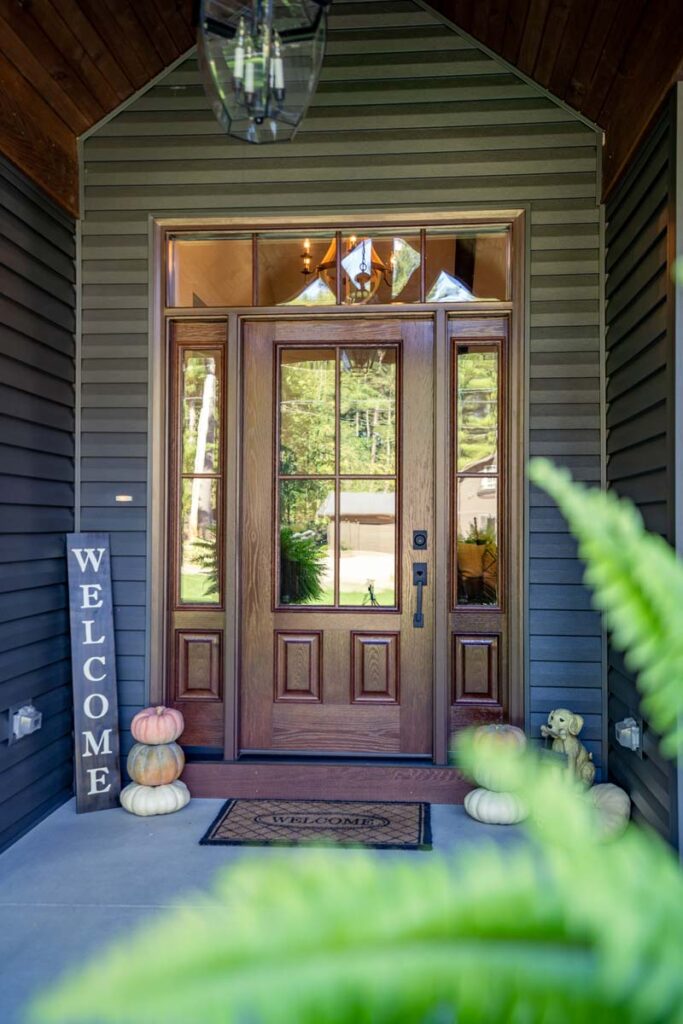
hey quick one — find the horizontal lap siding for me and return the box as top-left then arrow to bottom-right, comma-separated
80,0 -> 603,765
0,157 -> 75,852
605,106 -> 678,842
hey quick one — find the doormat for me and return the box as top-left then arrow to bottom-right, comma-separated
200,799 -> 431,850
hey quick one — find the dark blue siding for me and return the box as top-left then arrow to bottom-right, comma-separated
0,157 -> 76,852
605,103 -> 678,843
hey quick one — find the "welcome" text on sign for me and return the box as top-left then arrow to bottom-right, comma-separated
67,533 -> 122,812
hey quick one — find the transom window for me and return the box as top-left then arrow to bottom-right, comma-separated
167,226 -> 510,308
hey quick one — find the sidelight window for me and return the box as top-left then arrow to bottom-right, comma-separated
175,347 -> 224,606
453,344 -> 501,607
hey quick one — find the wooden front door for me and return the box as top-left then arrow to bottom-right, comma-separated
240,319 -> 434,756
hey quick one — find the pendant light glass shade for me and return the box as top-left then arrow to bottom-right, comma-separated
198,0 -> 329,144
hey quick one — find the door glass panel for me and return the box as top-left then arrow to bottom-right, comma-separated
277,344 -> 399,609
456,348 -> 498,472
454,340 -> 501,607
279,349 -> 336,475
180,478 -> 219,604
456,478 -> 498,605
181,351 -> 221,474
339,347 -> 397,474
279,480 -> 335,605
339,480 -> 396,607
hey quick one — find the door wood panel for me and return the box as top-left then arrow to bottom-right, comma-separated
240,318 -> 434,756
175,630 -> 222,701
453,634 -> 499,704
351,632 -> 399,704
275,631 -> 322,703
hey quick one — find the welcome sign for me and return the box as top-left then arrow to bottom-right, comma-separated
66,533 -> 121,812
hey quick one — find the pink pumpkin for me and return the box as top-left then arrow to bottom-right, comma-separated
131,706 -> 184,745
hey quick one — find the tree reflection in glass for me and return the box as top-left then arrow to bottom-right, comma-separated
180,478 -> 219,603
339,348 -> 396,475
279,349 -> 335,475
179,350 -> 222,605
182,352 -> 220,473
457,349 -> 498,473
277,345 -> 399,608
455,345 -> 500,606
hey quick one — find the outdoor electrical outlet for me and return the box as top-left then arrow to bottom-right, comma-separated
614,716 -> 643,757
9,703 -> 42,744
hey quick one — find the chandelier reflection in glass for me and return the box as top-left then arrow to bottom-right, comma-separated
198,0 -> 331,144
285,235 -> 422,306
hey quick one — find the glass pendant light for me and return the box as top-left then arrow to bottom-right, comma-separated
198,0 -> 330,144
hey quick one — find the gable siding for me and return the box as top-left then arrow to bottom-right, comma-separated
605,104 -> 678,842
0,157 -> 76,852
80,0 -> 604,767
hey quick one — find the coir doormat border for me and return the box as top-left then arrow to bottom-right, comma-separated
199,798 -> 432,851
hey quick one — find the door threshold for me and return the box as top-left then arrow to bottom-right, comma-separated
238,752 -> 434,764
182,760 -> 469,804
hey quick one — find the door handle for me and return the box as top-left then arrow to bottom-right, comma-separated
412,562 -> 427,628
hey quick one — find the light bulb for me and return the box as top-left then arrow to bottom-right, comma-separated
244,39 -> 255,100
233,16 -> 246,84
272,32 -> 285,101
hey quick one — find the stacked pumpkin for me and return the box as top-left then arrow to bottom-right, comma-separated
463,723 -> 529,825
120,706 -> 191,817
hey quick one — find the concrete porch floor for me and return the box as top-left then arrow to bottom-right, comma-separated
0,797 -> 521,1024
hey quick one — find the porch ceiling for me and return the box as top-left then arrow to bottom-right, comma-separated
0,0 -> 681,217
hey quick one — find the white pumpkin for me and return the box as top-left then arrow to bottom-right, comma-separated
472,763 -> 523,793
464,787 -> 527,825
589,783 -> 631,840
120,780 -> 190,817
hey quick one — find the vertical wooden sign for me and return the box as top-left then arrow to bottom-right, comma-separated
66,533 -> 122,812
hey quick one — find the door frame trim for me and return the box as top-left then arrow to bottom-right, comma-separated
148,211 -> 527,770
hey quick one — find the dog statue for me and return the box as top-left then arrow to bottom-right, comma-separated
540,708 -> 595,787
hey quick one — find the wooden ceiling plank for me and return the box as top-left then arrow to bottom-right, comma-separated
98,0 -> 164,80
516,0 -> 551,79
0,0 -> 107,124
545,0 -> 595,99
500,0 -> 531,65
597,0 -> 678,127
532,0 -> 573,84
0,55 -> 78,215
48,0 -> 134,103
474,0 -> 508,54
132,0 -> 183,66
149,0 -> 195,53
600,1 -> 683,194
580,0 -> 648,123
0,16 -> 89,134
75,0 -> 151,91
559,0 -> 618,112
443,1 -> 474,34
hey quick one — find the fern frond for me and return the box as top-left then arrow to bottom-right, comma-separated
528,458 -> 683,755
